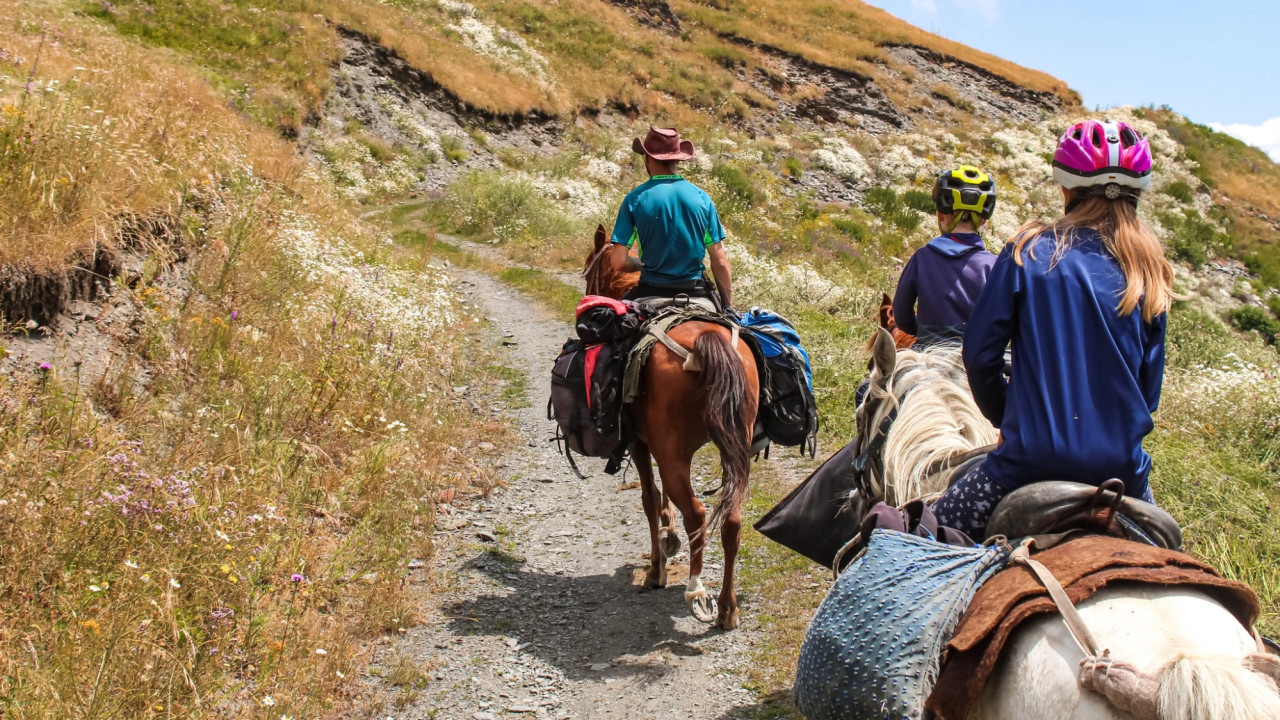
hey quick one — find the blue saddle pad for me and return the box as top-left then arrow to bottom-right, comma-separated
796,530 -> 1009,720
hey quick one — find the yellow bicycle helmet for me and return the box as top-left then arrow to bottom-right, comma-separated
932,166 -> 997,224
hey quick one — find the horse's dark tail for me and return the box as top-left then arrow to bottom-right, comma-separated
695,328 -> 754,534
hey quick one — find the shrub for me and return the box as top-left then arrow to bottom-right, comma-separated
700,44 -> 751,69
1161,209 -> 1229,266
930,83 -> 973,112
864,187 -> 900,216
795,195 -> 820,222
712,163 -> 758,209
361,135 -> 396,163
902,189 -> 936,214
1229,306 -> 1280,344
1244,249 -> 1280,291
832,216 -> 870,242
864,187 -> 925,234
1162,180 -> 1194,204
783,156 -> 804,179
444,171 -> 577,244
440,135 -> 469,164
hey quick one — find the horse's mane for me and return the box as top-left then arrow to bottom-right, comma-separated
865,343 -> 998,504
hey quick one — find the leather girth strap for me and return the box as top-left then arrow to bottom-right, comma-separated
1009,538 -> 1101,657
647,323 -> 738,372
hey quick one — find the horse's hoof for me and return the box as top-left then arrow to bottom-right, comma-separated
715,606 -> 740,631
686,590 -> 717,623
642,568 -> 667,590
659,528 -> 682,558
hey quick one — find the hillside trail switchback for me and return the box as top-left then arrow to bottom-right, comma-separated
372,250 -> 769,719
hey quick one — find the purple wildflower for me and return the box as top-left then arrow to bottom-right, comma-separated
38,362 -> 51,371
291,573 -> 305,583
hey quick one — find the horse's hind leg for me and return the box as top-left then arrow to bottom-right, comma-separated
634,441 -> 667,590
655,452 -> 715,623
716,504 -> 742,630
659,489 -> 681,559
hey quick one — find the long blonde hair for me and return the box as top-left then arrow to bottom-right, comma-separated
1011,192 -> 1174,322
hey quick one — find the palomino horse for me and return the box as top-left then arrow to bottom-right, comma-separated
858,328 -> 1280,719
581,225 -> 759,630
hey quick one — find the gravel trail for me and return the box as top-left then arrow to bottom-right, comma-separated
378,266 -> 767,719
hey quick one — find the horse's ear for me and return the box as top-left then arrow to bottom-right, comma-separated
594,224 -> 607,251
875,288 -> 896,327
871,327 -> 897,380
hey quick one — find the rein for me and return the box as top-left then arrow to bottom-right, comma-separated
582,248 -> 608,293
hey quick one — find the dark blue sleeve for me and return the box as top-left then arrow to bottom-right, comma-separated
1139,314 -> 1167,415
892,253 -> 920,336
963,245 -> 1020,427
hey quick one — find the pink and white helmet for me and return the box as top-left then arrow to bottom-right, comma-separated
1052,119 -> 1153,193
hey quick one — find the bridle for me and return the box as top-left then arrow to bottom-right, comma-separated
582,246 -> 609,296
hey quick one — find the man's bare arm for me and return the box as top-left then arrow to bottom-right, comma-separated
707,242 -> 733,309
610,242 -> 641,273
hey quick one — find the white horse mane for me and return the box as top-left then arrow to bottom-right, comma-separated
863,343 -> 998,504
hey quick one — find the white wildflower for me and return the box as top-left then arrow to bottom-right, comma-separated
875,145 -> 934,183
442,4 -> 550,83
811,138 -> 870,180
581,157 -> 622,184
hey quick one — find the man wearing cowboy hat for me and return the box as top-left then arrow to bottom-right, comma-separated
609,126 -> 734,314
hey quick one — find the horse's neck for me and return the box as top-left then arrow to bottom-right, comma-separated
877,361 -> 997,502
584,250 -> 633,301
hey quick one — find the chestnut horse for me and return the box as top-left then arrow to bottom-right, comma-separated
581,225 -> 759,630
875,291 -> 916,351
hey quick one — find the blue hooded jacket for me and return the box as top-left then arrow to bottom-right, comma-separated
893,233 -> 996,344
963,228 -> 1166,498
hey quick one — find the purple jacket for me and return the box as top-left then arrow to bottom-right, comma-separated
893,233 -> 996,343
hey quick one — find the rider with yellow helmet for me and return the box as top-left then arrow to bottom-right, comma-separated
891,165 -> 999,346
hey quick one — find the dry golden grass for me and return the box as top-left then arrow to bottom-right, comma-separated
321,0 -> 562,115
0,2 -> 514,717
348,0 -> 1079,120
670,0 -> 1078,104
0,3 -> 298,269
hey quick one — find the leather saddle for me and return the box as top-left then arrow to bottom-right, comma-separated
984,478 -> 1182,550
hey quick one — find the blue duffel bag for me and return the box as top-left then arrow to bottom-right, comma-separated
796,530 -> 1009,720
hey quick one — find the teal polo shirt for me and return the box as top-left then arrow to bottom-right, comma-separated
610,175 -> 726,286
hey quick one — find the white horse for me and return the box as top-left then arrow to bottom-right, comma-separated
859,329 -> 1280,720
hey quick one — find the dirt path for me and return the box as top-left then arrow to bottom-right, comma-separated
377,265 -> 768,719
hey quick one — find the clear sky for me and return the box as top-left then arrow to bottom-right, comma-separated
861,1 -> 1280,159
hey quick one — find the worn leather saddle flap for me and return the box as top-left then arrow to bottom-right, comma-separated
984,479 -> 1183,550
924,535 -> 1261,720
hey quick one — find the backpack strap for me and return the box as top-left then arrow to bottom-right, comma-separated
647,323 -> 700,371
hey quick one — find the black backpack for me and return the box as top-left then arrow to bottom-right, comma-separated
762,347 -> 818,452
549,339 -> 627,472
739,308 -> 819,456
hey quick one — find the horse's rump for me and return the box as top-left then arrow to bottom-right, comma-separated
926,535 -> 1261,718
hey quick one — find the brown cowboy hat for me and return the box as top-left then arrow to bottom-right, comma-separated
632,126 -> 695,161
